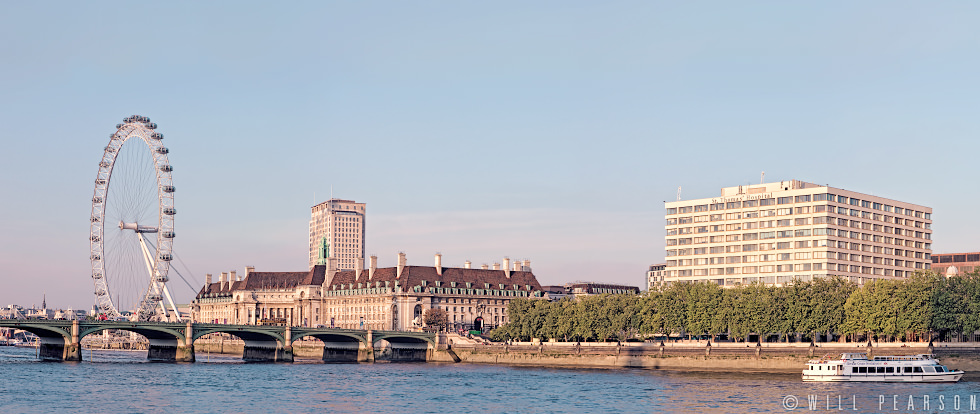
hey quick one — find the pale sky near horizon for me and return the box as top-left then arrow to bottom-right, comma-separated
2,2 -> 980,310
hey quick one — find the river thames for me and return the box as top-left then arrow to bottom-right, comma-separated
0,347 -> 977,413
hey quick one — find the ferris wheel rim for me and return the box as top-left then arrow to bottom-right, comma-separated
89,115 -> 175,321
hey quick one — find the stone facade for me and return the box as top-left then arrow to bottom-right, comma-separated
192,253 -> 543,332
647,263 -> 667,290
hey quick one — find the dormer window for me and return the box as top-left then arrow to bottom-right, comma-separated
451,282 -> 457,288
465,282 -> 472,288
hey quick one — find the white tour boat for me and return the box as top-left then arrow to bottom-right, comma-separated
803,353 -> 963,382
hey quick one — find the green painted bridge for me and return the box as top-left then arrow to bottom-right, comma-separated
0,320 -> 438,363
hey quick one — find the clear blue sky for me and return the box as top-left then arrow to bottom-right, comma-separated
2,2 -> 978,310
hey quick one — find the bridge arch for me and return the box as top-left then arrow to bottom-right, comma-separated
192,324 -> 291,362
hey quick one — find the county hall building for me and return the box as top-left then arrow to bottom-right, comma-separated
191,253 -> 543,331
663,180 -> 932,287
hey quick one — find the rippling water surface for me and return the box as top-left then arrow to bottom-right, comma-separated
1,347 -> 977,413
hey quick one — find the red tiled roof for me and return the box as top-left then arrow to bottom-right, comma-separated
324,266 -> 542,291
194,264 -> 541,298
195,265 -> 326,298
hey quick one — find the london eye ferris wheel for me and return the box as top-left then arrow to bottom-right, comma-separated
89,115 -> 180,321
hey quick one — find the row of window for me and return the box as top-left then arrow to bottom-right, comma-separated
668,251 -> 927,266
667,193 -> 929,219
668,263 -> 925,277
667,228 -> 930,245
660,274 -> 911,286
934,254 -> 980,263
667,241 -> 929,257
667,208 -> 929,228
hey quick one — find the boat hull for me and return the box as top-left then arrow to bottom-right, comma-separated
803,372 -> 963,383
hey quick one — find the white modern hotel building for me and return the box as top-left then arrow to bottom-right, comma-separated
664,180 -> 932,287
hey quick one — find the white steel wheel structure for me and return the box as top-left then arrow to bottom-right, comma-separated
90,115 -> 180,322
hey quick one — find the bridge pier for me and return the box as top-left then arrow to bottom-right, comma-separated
358,330 -> 375,363
242,342 -> 293,362
63,320 -> 82,361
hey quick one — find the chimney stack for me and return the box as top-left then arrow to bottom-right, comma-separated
397,252 -> 407,278
230,270 -> 237,283
503,257 -> 511,278
522,259 -> 531,271
435,253 -> 442,275
245,266 -> 254,278
513,261 -> 521,271
323,257 -> 339,287
205,273 -> 213,290
481,264 -> 489,270
492,263 -> 500,271
355,257 -> 364,280
369,255 -> 377,280
220,272 -> 228,290
464,260 -> 471,269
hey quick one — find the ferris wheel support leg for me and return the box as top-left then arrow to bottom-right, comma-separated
162,284 -> 182,322
137,233 -> 170,321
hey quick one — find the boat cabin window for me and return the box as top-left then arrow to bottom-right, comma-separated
936,366 -> 947,373
913,367 -> 923,373
923,366 -> 936,373
857,367 -> 867,373
885,367 -> 894,373
904,367 -> 912,373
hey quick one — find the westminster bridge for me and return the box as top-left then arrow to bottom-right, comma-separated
0,320 -> 437,363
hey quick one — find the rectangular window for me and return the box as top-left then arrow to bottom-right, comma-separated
742,232 -> 759,241
814,193 -> 832,202
694,204 -> 709,212
760,231 -> 776,239
710,235 -> 725,243
795,229 -> 812,237
777,208 -> 793,215
710,203 -> 724,211
795,195 -> 811,203
777,197 -> 792,205
726,201 -> 741,209
742,244 -> 758,252
743,200 -> 758,208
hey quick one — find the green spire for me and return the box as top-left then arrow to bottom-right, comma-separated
316,237 -> 330,265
